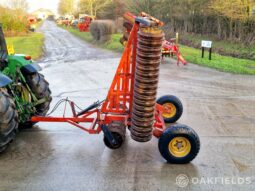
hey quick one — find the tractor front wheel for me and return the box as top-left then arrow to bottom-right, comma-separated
0,88 -> 19,153
158,124 -> 200,164
21,72 -> 52,128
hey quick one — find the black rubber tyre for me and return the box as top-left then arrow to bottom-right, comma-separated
156,95 -> 183,123
0,88 -> 19,153
158,124 -> 200,164
22,72 -> 52,128
104,132 -> 124,149
103,122 -> 126,149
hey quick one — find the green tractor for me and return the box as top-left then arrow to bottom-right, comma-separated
0,25 -> 52,153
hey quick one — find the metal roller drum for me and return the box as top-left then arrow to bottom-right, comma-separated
130,27 -> 164,142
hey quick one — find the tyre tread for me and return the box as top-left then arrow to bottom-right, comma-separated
21,73 -> 52,128
158,124 -> 200,164
0,89 -> 19,153
156,95 -> 183,123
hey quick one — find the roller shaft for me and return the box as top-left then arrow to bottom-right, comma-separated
130,28 -> 164,142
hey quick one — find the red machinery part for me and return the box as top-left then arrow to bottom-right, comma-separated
162,40 -> 187,65
32,21 -> 166,138
78,16 -> 93,32
31,12 -> 200,164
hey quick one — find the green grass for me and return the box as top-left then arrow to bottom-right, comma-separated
181,33 -> 255,60
181,46 -> 255,74
61,26 -> 255,75
60,26 -> 93,42
101,34 -> 124,52
6,33 -> 44,60
60,25 -> 124,52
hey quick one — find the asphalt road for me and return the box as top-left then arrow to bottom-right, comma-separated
0,21 -> 254,191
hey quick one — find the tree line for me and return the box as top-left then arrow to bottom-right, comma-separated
0,0 -> 29,35
58,0 -> 255,44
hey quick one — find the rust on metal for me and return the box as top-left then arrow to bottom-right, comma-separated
130,27 -> 164,142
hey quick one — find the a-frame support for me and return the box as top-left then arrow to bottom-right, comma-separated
101,23 -> 139,114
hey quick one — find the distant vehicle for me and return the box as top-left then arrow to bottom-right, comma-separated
79,14 -> 88,20
57,15 -> 75,26
71,19 -> 79,28
77,15 -> 94,32
62,18 -> 71,26
47,15 -> 55,21
56,16 -> 65,25
27,16 -> 37,32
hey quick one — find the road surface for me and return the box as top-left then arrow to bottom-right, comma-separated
0,21 -> 254,191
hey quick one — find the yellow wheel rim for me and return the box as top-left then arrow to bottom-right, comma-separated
168,137 -> 191,157
162,103 -> 176,118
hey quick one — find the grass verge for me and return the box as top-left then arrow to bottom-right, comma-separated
61,26 -> 255,75
180,46 -> 255,75
6,32 -> 44,60
60,25 -> 124,52
61,26 -> 93,42
180,33 -> 255,60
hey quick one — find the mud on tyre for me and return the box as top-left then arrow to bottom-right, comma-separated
0,88 -> 19,153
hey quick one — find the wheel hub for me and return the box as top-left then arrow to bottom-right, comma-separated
168,137 -> 191,157
162,103 -> 176,118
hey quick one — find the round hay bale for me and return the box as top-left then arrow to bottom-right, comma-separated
90,20 -> 116,43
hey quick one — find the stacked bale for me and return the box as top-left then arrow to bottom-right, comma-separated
90,20 -> 116,43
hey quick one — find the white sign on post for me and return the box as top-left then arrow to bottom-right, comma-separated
201,40 -> 212,48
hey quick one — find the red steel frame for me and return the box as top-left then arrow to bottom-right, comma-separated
31,22 -> 166,138
162,40 -> 187,65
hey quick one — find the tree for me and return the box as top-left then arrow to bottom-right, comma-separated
6,0 -> 28,12
97,0 -> 127,19
79,0 -> 113,17
58,0 -> 75,15
0,5 -> 27,34
210,0 -> 253,21
126,0 -> 159,16
210,0 -> 255,38
55,0 -> 255,43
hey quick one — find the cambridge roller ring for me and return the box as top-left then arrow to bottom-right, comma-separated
130,27 -> 164,142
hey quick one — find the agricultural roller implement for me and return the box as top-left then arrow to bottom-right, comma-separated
31,12 -> 200,163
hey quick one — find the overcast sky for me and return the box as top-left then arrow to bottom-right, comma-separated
0,0 -> 60,13
27,0 -> 60,13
